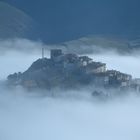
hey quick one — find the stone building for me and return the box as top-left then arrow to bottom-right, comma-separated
51,49 -> 63,61
106,70 -> 132,88
79,56 -> 93,66
84,62 -> 106,74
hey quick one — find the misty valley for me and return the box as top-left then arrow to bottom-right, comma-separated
1,0 -> 140,139
0,39 -> 140,140
5,47 -> 140,100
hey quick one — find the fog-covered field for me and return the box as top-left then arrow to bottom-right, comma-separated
0,39 -> 140,140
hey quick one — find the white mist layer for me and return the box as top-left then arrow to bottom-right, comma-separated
0,51 -> 40,80
0,39 -> 140,140
0,89 -> 140,140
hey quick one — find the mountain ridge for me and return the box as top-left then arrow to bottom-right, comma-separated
2,0 -> 140,43
0,1 -> 40,40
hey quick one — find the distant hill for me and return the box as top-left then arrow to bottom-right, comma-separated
2,0 -> 140,43
1,1 -> 140,54
49,36 -> 140,54
0,2 -> 39,39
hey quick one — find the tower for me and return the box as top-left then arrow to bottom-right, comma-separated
42,48 -> 44,59
50,49 -> 62,60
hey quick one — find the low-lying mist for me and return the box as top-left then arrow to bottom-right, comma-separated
0,87 -> 140,140
0,39 -> 140,140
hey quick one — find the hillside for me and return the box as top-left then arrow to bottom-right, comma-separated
2,0 -> 140,43
1,1 -> 140,54
0,2 -> 38,39
48,36 -> 140,54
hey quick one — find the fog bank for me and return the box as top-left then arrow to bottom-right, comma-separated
0,87 -> 140,140
0,39 -> 140,140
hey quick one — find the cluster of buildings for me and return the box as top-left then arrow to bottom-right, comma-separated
7,49 -> 140,92
49,49 -> 132,87
50,49 -> 106,73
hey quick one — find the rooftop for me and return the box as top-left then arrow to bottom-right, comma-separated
87,62 -> 106,69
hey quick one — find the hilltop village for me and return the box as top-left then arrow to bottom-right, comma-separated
8,49 -> 140,93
